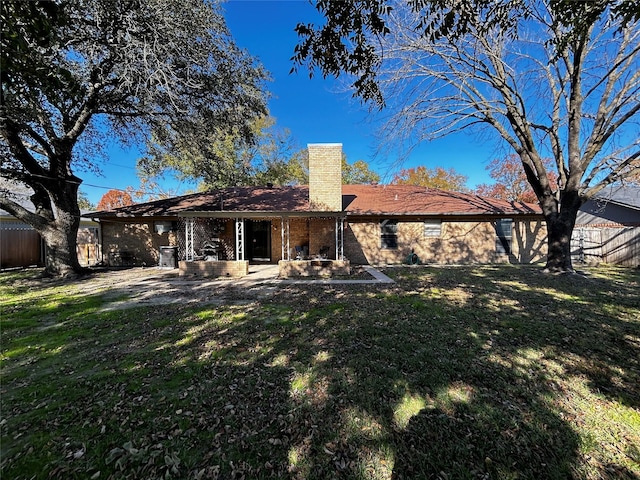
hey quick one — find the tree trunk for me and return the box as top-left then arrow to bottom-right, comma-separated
41,221 -> 82,277
40,182 -> 83,277
543,190 -> 582,273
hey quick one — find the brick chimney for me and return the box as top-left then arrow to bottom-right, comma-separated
308,143 -> 342,211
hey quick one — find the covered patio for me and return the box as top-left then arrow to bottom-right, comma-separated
176,213 -> 349,278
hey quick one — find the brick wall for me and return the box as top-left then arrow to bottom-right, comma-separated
344,218 -> 547,265
278,259 -> 350,277
512,220 -> 548,263
178,260 -> 249,278
308,218 -> 336,258
308,143 -> 342,212
287,218 -> 309,259
102,220 -> 178,266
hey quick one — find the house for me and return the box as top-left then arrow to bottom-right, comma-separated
574,185 -> 640,267
0,180 -> 100,269
88,144 -> 548,277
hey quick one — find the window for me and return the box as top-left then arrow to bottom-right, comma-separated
380,219 -> 398,249
154,221 -> 176,234
424,220 -> 442,237
495,219 -> 513,255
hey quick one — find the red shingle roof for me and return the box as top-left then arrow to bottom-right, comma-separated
342,185 -> 540,216
88,185 -> 541,218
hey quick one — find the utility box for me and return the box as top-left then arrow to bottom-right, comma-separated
159,246 -> 177,268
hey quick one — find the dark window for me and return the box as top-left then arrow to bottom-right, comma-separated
381,219 -> 398,249
495,219 -> 513,255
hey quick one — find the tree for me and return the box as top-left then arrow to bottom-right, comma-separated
129,177 -> 182,204
96,190 -> 134,211
281,149 -> 381,185
139,116 -> 301,189
343,159 -> 380,184
293,0 -> 640,272
1,0 -> 267,276
391,166 -> 468,191
475,155 -> 558,203
142,115 -> 381,187
139,122 -> 258,191
77,190 -> 95,211
248,120 -> 305,186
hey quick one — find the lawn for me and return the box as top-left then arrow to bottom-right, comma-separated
1,265 -> 639,479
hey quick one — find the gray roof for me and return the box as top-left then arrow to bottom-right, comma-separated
0,180 -> 34,217
594,185 -> 640,210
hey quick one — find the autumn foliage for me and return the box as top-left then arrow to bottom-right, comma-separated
96,189 -> 134,211
391,166 -> 468,191
475,155 -> 558,203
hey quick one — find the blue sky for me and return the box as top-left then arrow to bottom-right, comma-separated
82,0 -> 497,205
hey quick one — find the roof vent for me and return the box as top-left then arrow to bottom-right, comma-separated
266,182 -> 274,188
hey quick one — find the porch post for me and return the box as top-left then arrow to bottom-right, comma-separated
185,217 -> 194,261
335,216 -> 344,260
281,217 -> 290,261
235,218 -> 244,261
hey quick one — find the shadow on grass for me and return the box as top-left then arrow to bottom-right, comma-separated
1,265 -> 639,479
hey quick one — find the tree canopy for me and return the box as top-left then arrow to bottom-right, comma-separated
343,159 -> 381,184
139,116 -> 304,189
293,0 -> 640,271
140,117 -> 381,188
391,166 -> 468,191
1,0 -> 268,275
96,189 -> 134,211
475,155 -> 558,203
77,190 -> 95,211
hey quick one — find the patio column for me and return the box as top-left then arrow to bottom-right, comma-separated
335,217 -> 344,260
281,217 -> 290,261
235,219 -> 244,261
185,217 -> 194,261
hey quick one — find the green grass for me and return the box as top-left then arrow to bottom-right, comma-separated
1,265 -> 639,479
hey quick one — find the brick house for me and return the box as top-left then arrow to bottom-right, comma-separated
88,144 -> 547,276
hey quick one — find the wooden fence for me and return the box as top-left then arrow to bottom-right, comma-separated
572,227 -> 640,267
0,229 -> 43,268
1,225 -> 101,269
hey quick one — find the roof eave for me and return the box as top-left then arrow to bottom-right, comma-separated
345,211 -> 542,217
179,210 -> 343,218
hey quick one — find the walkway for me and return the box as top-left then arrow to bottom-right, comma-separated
239,264 -> 395,285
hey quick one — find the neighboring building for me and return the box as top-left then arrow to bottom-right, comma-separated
88,144 -> 548,276
574,185 -> 640,267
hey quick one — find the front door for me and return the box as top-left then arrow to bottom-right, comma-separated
246,220 -> 271,262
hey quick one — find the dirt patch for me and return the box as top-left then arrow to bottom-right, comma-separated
14,267 -> 278,310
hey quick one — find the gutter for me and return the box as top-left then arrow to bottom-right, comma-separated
178,211 -> 345,219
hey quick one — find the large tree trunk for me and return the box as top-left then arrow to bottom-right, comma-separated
24,172 -> 84,277
40,180 -> 83,277
542,190 -> 582,273
40,214 -> 82,277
